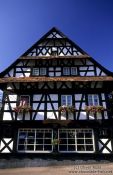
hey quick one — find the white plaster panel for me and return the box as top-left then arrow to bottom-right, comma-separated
68,113 -> 74,120
101,72 -> 106,76
47,103 -> 58,110
104,111 -> 108,119
75,94 -> 82,101
102,102 -> 106,108
99,139 -> 112,153
24,113 -> 30,120
88,66 -> 94,70
97,113 -> 102,119
16,73 -> 24,78
49,94 -> 58,101
47,112 -> 58,119
86,60 -> 93,65
32,112 -> 44,120
33,95 -> 44,101
86,72 -> 95,76
0,138 -> 13,153
75,102 -> 85,110
9,95 -> 17,101
56,67 -> 61,71
96,68 -> 101,76
49,67 -> 54,71
9,69 -> 14,77
49,72 -> 54,76
101,93 -> 105,100
25,72 -> 30,77
33,103 -> 44,110
55,72 -> 61,76
79,112 -> 87,120
79,67 -> 88,71
80,72 -> 85,76
3,112 -> 15,120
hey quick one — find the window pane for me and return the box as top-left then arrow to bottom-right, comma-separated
40,68 -> 46,75
63,67 -> 70,75
94,95 -> 99,106
61,95 -> 66,105
67,95 -> 72,106
18,129 -> 53,152
32,68 -> 39,75
88,95 -> 93,106
58,129 -> 94,153
71,67 -> 76,75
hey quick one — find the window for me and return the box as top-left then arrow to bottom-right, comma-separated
63,67 -> 70,75
58,129 -> 95,153
17,129 -> 53,153
32,68 -> 39,76
61,95 -> 72,106
20,95 -> 30,106
40,68 -> 46,76
71,67 -> 77,75
88,94 -> 99,106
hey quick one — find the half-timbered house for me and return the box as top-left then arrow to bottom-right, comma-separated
0,27 -> 113,157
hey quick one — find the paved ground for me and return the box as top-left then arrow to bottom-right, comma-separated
0,163 -> 113,175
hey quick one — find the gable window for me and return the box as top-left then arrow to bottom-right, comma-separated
61,95 -> 72,106
32,68 -> 39,76
63,67 -> 70,75
71,67 -> 77,75
88,94 -> 99,106
40,68 -> 46,76
20,95 -> 30,106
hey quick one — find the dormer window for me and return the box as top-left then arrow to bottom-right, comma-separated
63,67 -> 70,75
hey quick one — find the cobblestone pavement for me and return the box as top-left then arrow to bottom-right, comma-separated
0,163 -> 113,175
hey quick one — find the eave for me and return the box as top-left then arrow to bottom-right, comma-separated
0,76 -> 113,83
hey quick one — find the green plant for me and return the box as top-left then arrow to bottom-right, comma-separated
51,139 -> 60,145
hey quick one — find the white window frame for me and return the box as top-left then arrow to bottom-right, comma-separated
71,67 -> 77,75
17,128 -> 53,153
40,68 -> 46,76
63,67 -> 70,75
32,68 -> 39,76
61,95 -> 72,106
88,94 -> 99,106
58,129 -> 95,153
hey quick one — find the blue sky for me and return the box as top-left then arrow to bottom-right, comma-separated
0,0 -> 113,72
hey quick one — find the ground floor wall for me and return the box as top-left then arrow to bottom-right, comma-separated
0,121 -> 113,156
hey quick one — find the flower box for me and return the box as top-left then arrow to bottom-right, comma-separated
85,105 -> 105,114
58,105 -> 76,113
14,105 -> 32,114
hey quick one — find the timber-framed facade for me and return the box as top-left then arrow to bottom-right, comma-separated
0,27 -> 113,157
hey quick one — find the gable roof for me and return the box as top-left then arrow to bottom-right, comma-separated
0,27 -> 113,77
